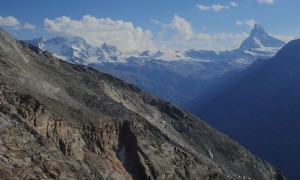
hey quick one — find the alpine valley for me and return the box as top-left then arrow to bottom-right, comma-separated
27,24 -> 285,106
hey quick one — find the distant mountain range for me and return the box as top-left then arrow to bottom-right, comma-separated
28,24 -> 285,65
190,39 -> 300,179
27,24 -> 286,106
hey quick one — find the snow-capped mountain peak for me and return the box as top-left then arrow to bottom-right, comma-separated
101,43 -> 119,54
239,24 -> 286,50
26,37 -> 127,64
69,36 -> 90,48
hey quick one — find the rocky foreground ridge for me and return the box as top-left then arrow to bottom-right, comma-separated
0,29 -> 285,179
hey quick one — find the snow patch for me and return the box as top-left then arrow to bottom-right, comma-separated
253,37 -> 264,48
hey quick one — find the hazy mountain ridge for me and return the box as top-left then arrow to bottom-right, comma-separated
191,39 -> 300,179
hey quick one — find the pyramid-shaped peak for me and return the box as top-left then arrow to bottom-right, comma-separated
239,24 -> 286,50
250,24 -> 267,35
253,24 -> 264,31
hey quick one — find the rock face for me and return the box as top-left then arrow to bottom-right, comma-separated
0,29 -> 285,179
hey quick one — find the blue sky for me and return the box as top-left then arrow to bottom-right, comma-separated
0,0 -> 299,51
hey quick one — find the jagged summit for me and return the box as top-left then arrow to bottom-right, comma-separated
239,24 -> 286,50
101,42 -> 120,54
250,24 -> 266,36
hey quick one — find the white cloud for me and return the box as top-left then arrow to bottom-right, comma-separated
0,16 -> 20,27
0,16 -> 36,31
257,0 -> 275,4
196,3 -> 236,12
236,19 -> 257,28
273,34 -> 296,43
23,22 -> 36,30
170,15 -> 193,41
160,15 -> 248,51
236,20 -> 243,26
211,4 -> 230,12
245,19 -> 256,28
230,2 -> 238,7
44,15 -> 155,51
196,5 -> 211,11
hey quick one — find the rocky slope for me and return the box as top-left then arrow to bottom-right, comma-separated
0,29 -> 285,179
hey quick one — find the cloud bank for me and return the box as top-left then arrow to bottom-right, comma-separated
0,16 -> 36,30
44,15 -> 155,51
44,15 -> 249,51
157,15 -> 248,51
0,16 -> 20,28
23,23 -> 36,30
